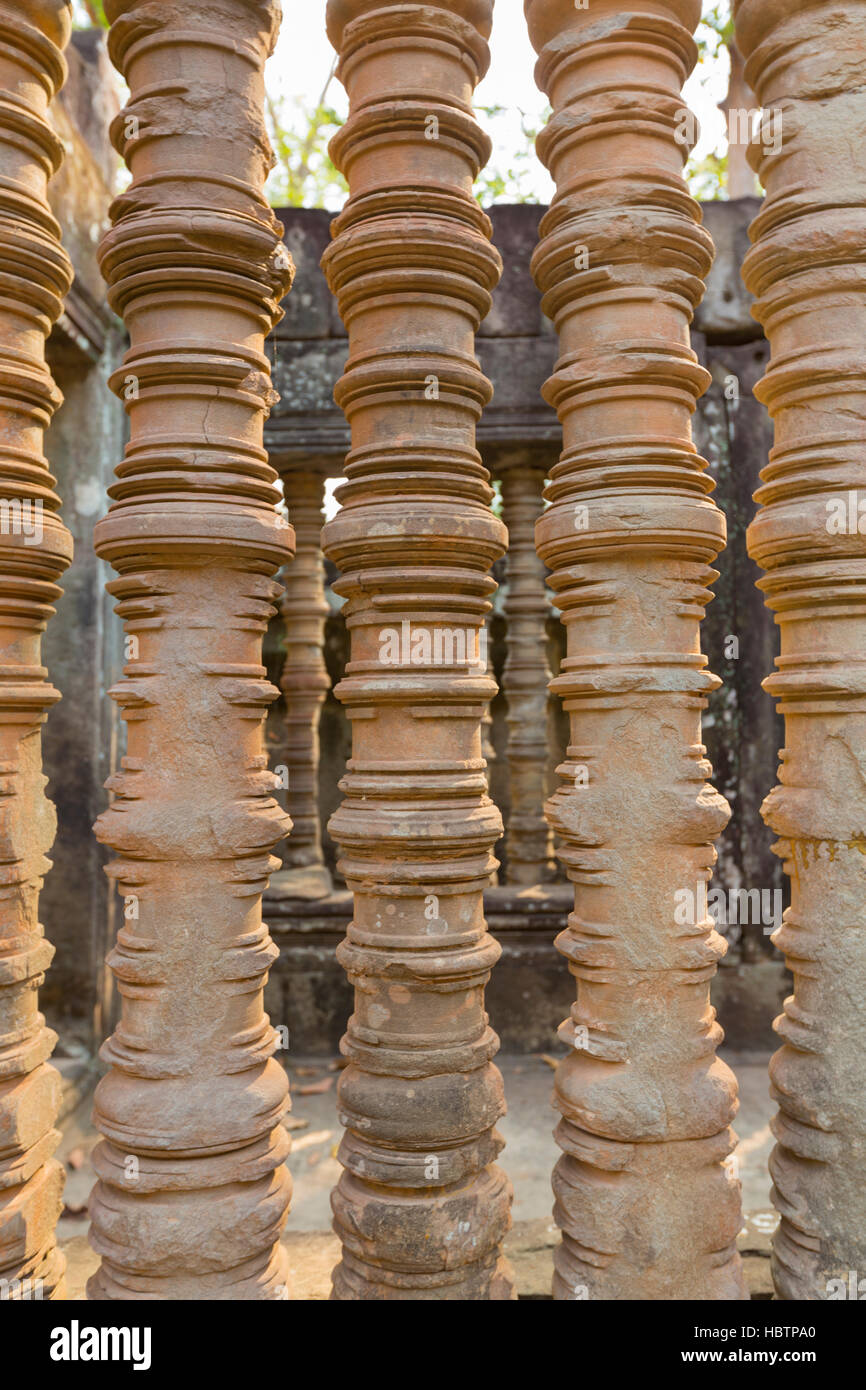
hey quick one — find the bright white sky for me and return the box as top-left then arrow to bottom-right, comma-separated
269,0 -> 731,205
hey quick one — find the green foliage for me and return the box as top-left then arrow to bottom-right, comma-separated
265,60 -> 348,209
72,0 -> 108,27
686,1 -> 734,199
698,2 -> 735,49
266,91 -> 347,208
688,150 -> 730,201
473,104 -> 552,206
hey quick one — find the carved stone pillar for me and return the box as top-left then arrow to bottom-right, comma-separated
321,0 -> 514,1300
88,0 -> 296,1300
0,0 -> 72,1303
735,0 -> 866,1300
498,458 -> 555,884
526,0 -> 747,1300
275,464 -> 331,895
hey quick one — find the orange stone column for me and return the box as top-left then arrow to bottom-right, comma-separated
87,0 -> 296,1300
276,464 -> 331,893
736,0 -> 866,1300
0,0 -> 73,1303
321,0 -> 514,1300
525,0 -> 747,1299
499,458 -> 555,884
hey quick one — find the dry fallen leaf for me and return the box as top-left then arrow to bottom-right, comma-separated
66,1147 -> 86,1171
541,1054 -> 562,1070
295,1077 -> 334,1096
291,1129 -> 333,1152
283,1115 -> 310,1133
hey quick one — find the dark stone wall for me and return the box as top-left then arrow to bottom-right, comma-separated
697,336 -> 786,962
41,342 -> 126,1048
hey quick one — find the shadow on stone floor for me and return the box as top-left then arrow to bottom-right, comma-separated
56,1051 -> 777,1299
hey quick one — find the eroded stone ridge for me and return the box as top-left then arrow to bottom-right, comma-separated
0,0 -> 73,1304
525,0 -> 747,1299
321,0 -> 515,1299
736,0 -> 866,1301
88,0 -> 296,1300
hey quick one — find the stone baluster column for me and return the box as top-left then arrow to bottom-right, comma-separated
499,457 -> 555,884
0,0 -> 73,1304
87,0 -> 296,1301
735,0 -> 866,1300
276,464 -> 331,894
525,0 -> 747,1300
321,0 -> 514,1300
